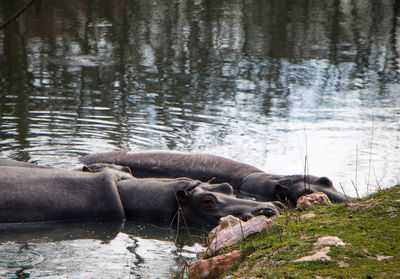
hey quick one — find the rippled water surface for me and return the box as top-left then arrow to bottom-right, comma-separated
0,221 -> 203,278
1,0 -> 400,277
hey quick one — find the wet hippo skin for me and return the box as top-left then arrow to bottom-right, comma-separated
80,150 -> 350,206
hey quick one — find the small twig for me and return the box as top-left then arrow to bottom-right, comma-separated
239,220 -> 245,240
303,155 -> 309,190
0,0 -> 36,30
169,203 -> 183,245
302,124 -> 310,190
177,260 -> 190,279
367,112 -> 375,194
179,208 -> 191,235
175,209 -> 181,244
169,209 -> 179,232
339,182 -> 347,196
351,180 -> 360,199
355,145 -> 358,192
372,166 -> 382,191
172,193 -> 192,245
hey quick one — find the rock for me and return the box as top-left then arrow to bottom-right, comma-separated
293,235 -> 346,262
207,215 -> 274,256
293,246 -> 331,262
296,192 -> 331,211
208,215 -> 241,243
376,255 -> 393,261
188,250 -> 241,279
300,213 -> 317,220
315,236 -> 346,246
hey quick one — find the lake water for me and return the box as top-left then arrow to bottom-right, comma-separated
1,0 -> 399,277
0,221 -> 204,278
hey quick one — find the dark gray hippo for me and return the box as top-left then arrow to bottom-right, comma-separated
80,150 -> 350,206
0,166 -> 125,224
0,166 -> 282,226
117,177 -> 282,225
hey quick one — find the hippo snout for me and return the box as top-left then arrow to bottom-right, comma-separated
253,206 -> 280,218
271,201 -> 285,210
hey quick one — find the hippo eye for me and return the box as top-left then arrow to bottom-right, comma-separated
200,195 -> 217,209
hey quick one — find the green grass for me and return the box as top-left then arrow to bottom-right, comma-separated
221,185 -> 400,279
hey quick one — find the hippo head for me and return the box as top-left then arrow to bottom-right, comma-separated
175,181 -> 283,227
274,175 -> 350,207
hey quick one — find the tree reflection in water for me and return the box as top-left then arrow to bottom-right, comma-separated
0,0 -> 400,277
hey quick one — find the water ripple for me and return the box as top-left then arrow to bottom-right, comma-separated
0,243 -> 45,268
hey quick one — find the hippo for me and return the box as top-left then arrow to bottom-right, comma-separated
0,166 -> 282,226
0,166 -> 125,224
117,177 -> 282,225
80,150 -> 350,206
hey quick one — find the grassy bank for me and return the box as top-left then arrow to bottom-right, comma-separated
221,185 -> 400,278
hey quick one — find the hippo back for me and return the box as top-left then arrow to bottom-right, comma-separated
80,150 -> 262,189
0,166 -> 125,223
80,150 -> 349,205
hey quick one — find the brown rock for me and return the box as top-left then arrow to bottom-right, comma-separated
296,192 -> 332,211
188,250 -> 241,279
207,215 -> 274,256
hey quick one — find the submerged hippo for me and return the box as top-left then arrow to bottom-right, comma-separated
117,177 -> 282,225
0,166 -> 124,224
80,150 -> 350,206
0,166 -> 281,226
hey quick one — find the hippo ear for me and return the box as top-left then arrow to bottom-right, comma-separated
317,176 -> 332,187
82,165 -> 93,172
175,189 -> 189,208
122,166 -> 132,175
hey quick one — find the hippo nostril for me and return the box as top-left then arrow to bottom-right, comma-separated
272,201 -> 285,211
241,214 -> 253,221
255,208 -> 277,217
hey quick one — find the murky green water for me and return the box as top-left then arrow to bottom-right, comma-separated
1,0 -> 400,277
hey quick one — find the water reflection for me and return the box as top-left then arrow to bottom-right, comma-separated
0,221 -> 204,278
1,0 -> 400,277
0,0 -> 399,190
